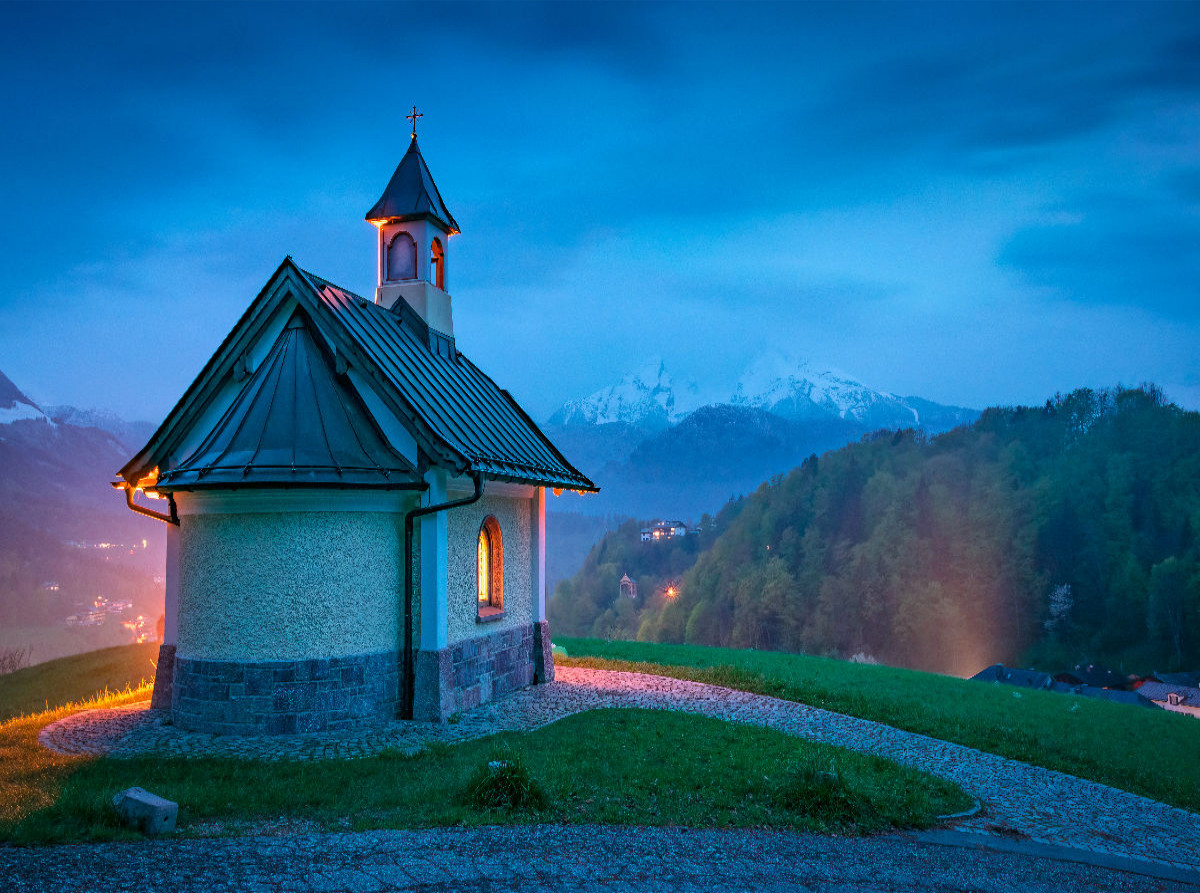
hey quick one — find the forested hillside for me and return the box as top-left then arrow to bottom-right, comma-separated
550,386 -> 1200,676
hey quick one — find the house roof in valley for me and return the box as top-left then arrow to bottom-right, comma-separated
364,137 -> 460,233
1134,682 -> 1200,705
969,664 -> 1053,690
120,259 -> 596,493
1054,664 -> 1127,689
1053,684 -> 1157,709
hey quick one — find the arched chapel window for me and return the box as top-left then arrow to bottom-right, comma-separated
477,516 -> 503,614
386,232 -> 417,281
430,238 -> 445,289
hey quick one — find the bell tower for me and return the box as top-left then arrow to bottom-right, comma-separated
365,107 -> 460,336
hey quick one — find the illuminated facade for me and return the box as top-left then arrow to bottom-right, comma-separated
639,520 -> 689,542
118,126 -> 595,731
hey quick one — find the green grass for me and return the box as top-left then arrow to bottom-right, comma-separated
555,637 -> 1200,813
0,643 -> 159,722
3,708 -> 970,844
0,683 -> 153,835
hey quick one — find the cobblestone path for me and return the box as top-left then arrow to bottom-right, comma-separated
38,667 -> 1200,878
2,825 -> 1194,892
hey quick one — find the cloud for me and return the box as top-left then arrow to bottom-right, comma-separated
814,6 -> 1200,163
998,191 -> 1200,318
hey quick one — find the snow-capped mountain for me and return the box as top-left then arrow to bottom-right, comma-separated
549,354 -> 977,433
548,358 -> 701,429
0,369 -> 52,426
45,405 -> 155,451
730,354 -> 927,428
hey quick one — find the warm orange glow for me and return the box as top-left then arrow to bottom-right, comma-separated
134,468 -> 166,500
552,488 -> 564,497
477,527 -> 491,606
665,586 -> 677,599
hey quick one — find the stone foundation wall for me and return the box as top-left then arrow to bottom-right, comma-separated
172,650 -> 399,735
150,644 -> 176,710
414,622 -> 553,721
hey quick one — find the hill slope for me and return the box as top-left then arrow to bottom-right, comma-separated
0,368 -> 165,663
552,385 -> 1200,676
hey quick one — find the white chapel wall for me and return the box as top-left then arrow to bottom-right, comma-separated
176,503 -> 406,662
445,492 -> 533,645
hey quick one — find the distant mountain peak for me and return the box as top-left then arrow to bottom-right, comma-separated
549,357 -> 699,428
730,353 -> 918,425
0,369 -> 52,426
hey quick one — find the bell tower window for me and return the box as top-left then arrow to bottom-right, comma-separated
386,231 -> 417,282
430,237 -> 445,290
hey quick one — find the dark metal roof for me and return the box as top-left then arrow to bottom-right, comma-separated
1054,664 -> 1127,689
1134,681 -> 1200,705
364,137 -> 460,234
969,664 -> 1052,690
300,269 -> 596,492
156,311 -> 421,490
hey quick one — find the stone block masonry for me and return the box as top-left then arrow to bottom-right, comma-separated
413,622 -> 553,721
172,651 -> 399,734
451,624 -> 534,713
150,644 -> 176,710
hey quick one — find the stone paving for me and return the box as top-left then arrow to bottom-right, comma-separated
3,825 -> 1194,892
38,666 -> 1200,878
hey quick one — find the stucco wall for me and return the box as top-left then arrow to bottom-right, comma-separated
178,511 -> 403,661
446,493 -> 533,645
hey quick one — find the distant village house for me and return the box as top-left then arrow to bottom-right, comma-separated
640,520 -> 689,542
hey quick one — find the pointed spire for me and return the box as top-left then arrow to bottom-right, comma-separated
365,135 -> 459,234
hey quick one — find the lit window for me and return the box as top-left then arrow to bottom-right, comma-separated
430,237 -> 445,289
477,516 -> 503,613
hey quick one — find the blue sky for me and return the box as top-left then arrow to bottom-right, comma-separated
2,1 -> 1198,421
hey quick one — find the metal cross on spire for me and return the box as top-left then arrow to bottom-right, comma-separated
407,105 -> 423,139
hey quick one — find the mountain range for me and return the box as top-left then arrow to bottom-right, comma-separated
548,354 -> 976,433
543,356 -> 978,519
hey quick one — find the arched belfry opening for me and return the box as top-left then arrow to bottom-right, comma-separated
387,232 -> 417,282
430,238 -> 445,290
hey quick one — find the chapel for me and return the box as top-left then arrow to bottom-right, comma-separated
117,117 -> 596,732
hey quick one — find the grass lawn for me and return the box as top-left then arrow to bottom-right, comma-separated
1,706 -> 970,845
555,638 -> 1200,813
0,644 -> 159,722
0,684 -> 152,837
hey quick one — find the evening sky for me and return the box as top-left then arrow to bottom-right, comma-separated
2,1 -> 1197,420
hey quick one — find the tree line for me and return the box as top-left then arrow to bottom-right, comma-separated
550,386 -> 1200,676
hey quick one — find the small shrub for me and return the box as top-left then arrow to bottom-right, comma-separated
460,749 -> 547,812
0,647 -> 31,676
773,758 -> 874,826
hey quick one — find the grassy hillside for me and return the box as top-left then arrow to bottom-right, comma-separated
557,637 -> 1200,813
0,647 -> 967,844
0,643 -> 158,722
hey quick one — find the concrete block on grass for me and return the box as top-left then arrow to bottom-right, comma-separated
111,787 -> 178,835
